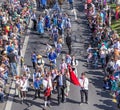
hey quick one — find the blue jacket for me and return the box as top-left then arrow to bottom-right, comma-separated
31,54 -> 37,63
7,46 -> 13,54
68,0 -> 73,3
48,52 -> 57,61
34,79 -> 42,89
41,0 -> 47,5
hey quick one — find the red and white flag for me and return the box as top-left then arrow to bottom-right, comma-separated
68,65 -> 80,86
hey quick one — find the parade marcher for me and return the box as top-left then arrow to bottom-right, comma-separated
20,56 -> 24,68
51,25 -> 59,48
33,69 -> 41,82
33,76 -> 42,98
41,0 -> 47,9
56,40 -> 62,56
44,67 -> 49,76
57,13 -> 63,36
44,43 -> 52,57
23,71 -> 31,91
71,55 -> 78,76
65,54 -> 72,64
66,33 -> 72,55
37,54 -> 45,73
43,74 -> 52,108
59,59 -> 67,74
31,10 -> 37,31
51,68 -> 58,91
37,15 -> 44,34
65,16 -> 71,32
54,71 -> 67,105
79,72 -> 89,105
31,51 -> 37,70
37,55 -> 45,66
20,75 -> 28,103
64,69 -> 70,102
68,0 -> 74,10
15,76 -> 21,97
52,12 -> 58,26
44,12 -> 50,30
48,48 -> 57,67
22,64 -> 31,73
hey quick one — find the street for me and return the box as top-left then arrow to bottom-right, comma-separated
7,0 -> 118,110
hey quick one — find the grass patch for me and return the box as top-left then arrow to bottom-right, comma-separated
110,3 -> 116,10
110,4 -> 120,36
111,19 -> 120,36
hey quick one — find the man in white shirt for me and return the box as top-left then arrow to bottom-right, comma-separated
79,72 -> 89,105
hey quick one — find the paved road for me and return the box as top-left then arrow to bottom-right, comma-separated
10,0 -> 118,110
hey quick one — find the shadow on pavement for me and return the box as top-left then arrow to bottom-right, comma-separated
94,103 -> 116,110
67,98 -> 80,104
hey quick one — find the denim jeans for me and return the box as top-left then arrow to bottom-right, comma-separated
101,58 -> 106,67
10,63 -> 18,76
0,92 -> 4,102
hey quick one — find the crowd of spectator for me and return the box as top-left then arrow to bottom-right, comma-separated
0,0 -> 33,102
85,0 -> 120,106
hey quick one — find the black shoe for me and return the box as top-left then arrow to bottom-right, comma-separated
61,100 -> 64,103
85,101 -> 88,104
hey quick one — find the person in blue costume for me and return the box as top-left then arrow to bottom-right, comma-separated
57,13 -> 63,35
57,13 -> 62,28
48,48 -> 57,65
56,41 -> 62,56
52,0 -> 60,12
44,13 -> 50,30
41,0 -> 47,9
52,25 -> 59,48
68,0 -> 74,10
37,16 -> 44,34
31,51 -> 37,69
53,12 -> 58,26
